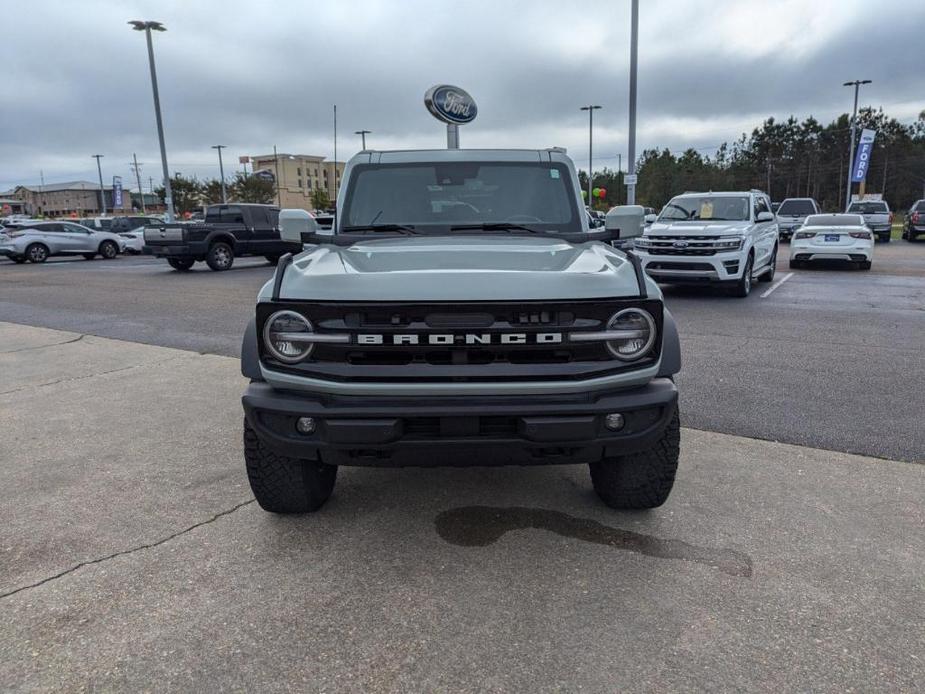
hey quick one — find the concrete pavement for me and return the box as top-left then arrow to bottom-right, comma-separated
0,322 -> 922,691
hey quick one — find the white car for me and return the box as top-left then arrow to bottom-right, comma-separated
0,221 -> 126,263
633,190 -> 778,297
789,214 -> 873,270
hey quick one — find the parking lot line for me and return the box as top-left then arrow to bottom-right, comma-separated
760,271 -> 794,298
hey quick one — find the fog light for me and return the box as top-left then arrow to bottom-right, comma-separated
296,417 -> 316,434
604,413 -> 625,431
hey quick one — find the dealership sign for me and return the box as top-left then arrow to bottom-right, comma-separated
424,85 -> 478,125
112,176 -> 123,208
851,129 -> 876,183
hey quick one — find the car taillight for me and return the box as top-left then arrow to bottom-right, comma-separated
849,231 -> 871,239
794,231 -> 815,240
914,212 -> 920,224
888,212 -> 893,223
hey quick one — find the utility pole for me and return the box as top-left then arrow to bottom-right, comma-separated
626,0 -> 639,205
211,145 -> 227,202
843,79 -> 872,209
131,154 -> 146,213
129,20 -> 175,222
580,105 -> 602,208
273,145 -> 281,206
92,154 -> 106,215
354,130 -> 371,150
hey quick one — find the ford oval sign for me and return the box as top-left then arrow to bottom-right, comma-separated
424,85 -> 478,125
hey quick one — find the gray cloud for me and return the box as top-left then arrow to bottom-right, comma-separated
2,0 -> 923,190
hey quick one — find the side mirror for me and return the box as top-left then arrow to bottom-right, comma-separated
757,211 -> 775,222
605,205 -> 645,243
279,208 -> 318,244
644,213 -> 658,224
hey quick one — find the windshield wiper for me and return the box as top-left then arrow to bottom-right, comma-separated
341,223 -> 419,235
450,222 -> 544,234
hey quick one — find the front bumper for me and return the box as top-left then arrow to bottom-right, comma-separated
0,246 -> 20,258
242,378 -> 678,467
635,249 -> 745,283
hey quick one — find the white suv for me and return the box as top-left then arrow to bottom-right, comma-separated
634,190 -> 779,297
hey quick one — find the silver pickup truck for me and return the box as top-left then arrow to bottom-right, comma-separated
239,148 -> 682,513
846,200 -> 893,242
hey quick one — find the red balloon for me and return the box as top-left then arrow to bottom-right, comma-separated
598,188 -> 607,198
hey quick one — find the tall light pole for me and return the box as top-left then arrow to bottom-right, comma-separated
843,79 -> 872,209
580,105 -> 602,208
211,145 -> 227,202
92,154 -> 106,215
131,153 -> 146,213
129,20 -> 175,223
354,130 -> 371,150
626,0 -> 639,205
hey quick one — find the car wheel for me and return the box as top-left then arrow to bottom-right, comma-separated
879,234 -> 891,243
908,232 -> 917,242
206,242 -> 234,271
265,255 -> 281,265
82,253 -> 96,260
589,408 -> 680,509
758,246 -> 777,283
859,260 -> 872,270
167,257 -> 195,271
243,419 -> 337,513
26,243 -> 49,263
730,253 -> 753,297
99,241 -> 119,259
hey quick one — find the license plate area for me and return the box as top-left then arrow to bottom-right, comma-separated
824,234 -> 840,242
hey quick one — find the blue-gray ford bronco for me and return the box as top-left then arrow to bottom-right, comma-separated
240,148 -> 681,513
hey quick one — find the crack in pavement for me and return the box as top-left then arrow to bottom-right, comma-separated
0,499 -> 257,600
0,354 -> 192,396
0,333 -> 84,354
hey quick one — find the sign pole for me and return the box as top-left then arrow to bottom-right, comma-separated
447,124 -> 459,150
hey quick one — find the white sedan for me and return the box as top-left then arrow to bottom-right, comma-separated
789,214 -> 873,270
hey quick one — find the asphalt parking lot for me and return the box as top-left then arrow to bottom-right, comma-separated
1,242 -> 923,462
1,322 -> 922,691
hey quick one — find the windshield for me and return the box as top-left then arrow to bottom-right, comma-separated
805,214 -> 863,227
659,195 -> 750,222
341,162 -> 581,233
777,200 -> 816,216
847,202 -> 888,214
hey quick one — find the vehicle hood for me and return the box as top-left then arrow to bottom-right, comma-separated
261,235 -> 657,302
645,220 -> 752,236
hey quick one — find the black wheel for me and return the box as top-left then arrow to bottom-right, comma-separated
757,246 -> 777,283
99,240 -> 118,259
83,253 -> 96,260
167,257 -> 195,271
789,259 -> 801,270
730,253 -> 753,297
901,228 -> 908,240
243,419 -> 337,513
26,243 -> 48,263
589,408 -> 680,510
908,232 -> 917,242
265,255 -> 281,265
859,260 -> 872,270
879,234 -> 890,243
206,242 -> 234,271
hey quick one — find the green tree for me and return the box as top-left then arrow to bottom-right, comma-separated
201,179 -> 226,205
154,174 -> 202,215
310,186 -> 331,210
231,172 -> 275,204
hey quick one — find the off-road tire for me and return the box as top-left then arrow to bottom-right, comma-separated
730,253 -> 753,297
206,241 -> 234,271
26,243 -> 48,263
757,246 -> 777,283
589,408 -> 680,510
167,257 -> 195,271
82,253 -> 96,260
99,240 -> 119,259
243,419 -> 337,513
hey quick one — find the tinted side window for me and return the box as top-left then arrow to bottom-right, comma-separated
38,223 -> 63,232
221,206 -> 244,224
915,201 -> 925,212
248,207 -> 269,227
205,206 -> 222,223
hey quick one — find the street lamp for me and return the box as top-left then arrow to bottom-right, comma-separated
354,130 -> 371,150
211,145 -> 227,203
129,20 -> 175,222
843,79 -> 872,209
580,105 -> 602,209
626,0 -> 639,205
91,154 -> 106,215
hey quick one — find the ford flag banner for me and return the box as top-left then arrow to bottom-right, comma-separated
851,129 -> 876,183
112,176 -> 124,208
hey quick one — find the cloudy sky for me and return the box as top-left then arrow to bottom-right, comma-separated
3,0 -> 924,191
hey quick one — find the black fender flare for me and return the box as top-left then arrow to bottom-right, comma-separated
241,317 -> 263,380
657,308 -> 681,377
206,231 -> 236,249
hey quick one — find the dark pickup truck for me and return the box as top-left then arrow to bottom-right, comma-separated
143,203 -> 301,271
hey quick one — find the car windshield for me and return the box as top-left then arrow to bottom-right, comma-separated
341,161 -> 581,234
914,201 -> 925,212
659,195 -> 750,222
777,200 -> 816,216
805,215 -> 863,227
847,202 -> 888,214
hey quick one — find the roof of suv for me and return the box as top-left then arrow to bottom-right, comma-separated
353,149 -> 574,165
